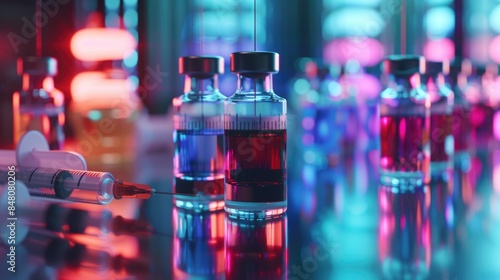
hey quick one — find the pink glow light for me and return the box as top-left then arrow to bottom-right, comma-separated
423,38 -> 455,61
323,38 -> 384,67
490,35 -> 500,64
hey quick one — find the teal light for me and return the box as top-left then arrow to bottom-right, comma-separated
124,51 -> 138,68
124,0 -> 137,7
124,9 -> 138,28
294,78 -> 310,95
490,5 -> 500,33
323,8 -> 383,39
328,81 -> 342,96
424,7 -> 455,38
105,0 -> 120,10
323,0 -> 381,9
88,110 -> 103,121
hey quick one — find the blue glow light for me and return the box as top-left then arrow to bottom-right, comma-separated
105,0 -> 120,10
490,5 -> 500,33
323,8 -> 383,39
88,110 -> 103,121
124,0 -> 137,7
124,51 -> 138,68
124,10 -> 138,28
424,7 -> 455,38
293,78 -> 310,95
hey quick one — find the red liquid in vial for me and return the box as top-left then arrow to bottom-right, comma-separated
224,130 -> 286,203
380,115 -> 427,172
452,106 -> 471,152
430,114 -> 452,162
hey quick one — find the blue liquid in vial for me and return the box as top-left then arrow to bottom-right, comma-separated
173,129 -> 224,210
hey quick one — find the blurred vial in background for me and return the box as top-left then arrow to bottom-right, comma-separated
379,184 -> 430,279
379,56 -> 430,187
13,57 -> 65,150
338,61 -> 361,156
466,64 -> 496,150
340,60 -> 382,154
173,56 -> 225,212
69,69 -> 142,164
447,59 -> 472,164
225,215 -> 287,280
172,208 -> 224,279
422,61 -> 454,178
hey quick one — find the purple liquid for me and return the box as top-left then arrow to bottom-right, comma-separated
430,114 -> 452,162
470,104 -> 494,145
224,130 -> 286,203
380,115 -> 428,172
452,106 -> 471,152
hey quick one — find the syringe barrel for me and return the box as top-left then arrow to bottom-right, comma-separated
2,165 -> 115,205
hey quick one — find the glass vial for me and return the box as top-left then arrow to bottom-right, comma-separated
13,57 -> 64,150
173,56 -> 226,211
423,61 -> 454,176
224,51 -> 287,220
448,60 -> 471,162
379,55 -> 430,187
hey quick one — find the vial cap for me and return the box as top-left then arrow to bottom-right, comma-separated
230,51 -> 279,74
424,61 -> 445,75
17,56 -> 57,76
382,55 -> 425,75
179,56 -> 224,76
449,59 -> 462,75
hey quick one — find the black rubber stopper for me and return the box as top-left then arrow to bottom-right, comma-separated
179,56 -> 224,77
230,51 -> 279,75
66,243 -> 87,268
53,170 -> 74,199
424,61 -> 443,75
382,55 -> 425,75
45,204 -> 66,232
17,56 -> 57,76
67,209 -> 90,234
44,238 -> 71,267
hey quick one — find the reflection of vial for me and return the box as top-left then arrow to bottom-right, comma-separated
224,52 -> 287,220
173,56 -> 225,211
13,57 -> 64,150
448,60 -> 471,161
467,65 -> 496,148
379,56 -> 430,186
225,215 -> 287,280
173,208 -> 224,279
423,61 -> 454,175
379,185 -> 430,279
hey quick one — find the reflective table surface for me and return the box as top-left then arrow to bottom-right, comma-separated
2,133 -> 500,280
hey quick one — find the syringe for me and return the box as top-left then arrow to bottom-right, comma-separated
0,165 -> 193,205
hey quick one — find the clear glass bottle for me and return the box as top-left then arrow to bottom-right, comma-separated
379,55 -> 430,187
422,61 -> 454,177
173,56 -> 226,211
13,57 -> 64,150
224,51 -> 287,220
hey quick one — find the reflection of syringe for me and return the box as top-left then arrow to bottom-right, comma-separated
0,165 -> 195,205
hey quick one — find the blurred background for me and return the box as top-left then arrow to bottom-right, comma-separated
2,1 -> 500,279
0,0 -> 480,147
